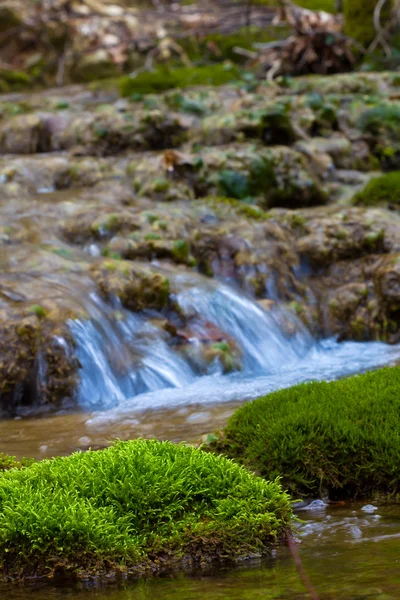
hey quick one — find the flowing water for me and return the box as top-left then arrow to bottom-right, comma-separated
1,276 -> 400,459
2,503 -> 400,600
1,160 -> 400,598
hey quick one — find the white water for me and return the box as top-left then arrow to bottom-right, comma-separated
67,276 -> 400,417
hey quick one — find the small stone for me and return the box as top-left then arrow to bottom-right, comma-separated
78,436 -> 91,447
361,504 -> 378,513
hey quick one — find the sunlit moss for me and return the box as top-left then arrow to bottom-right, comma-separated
0,439 -> 292,581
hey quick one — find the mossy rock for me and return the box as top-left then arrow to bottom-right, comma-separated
91,260 -> 170,312
0,314 -> 79,415
0,439 -> 292,582
119,64 -> 241,96
353,172 -> 400,208
358,103 -> 400,168
209,367 -> 400,500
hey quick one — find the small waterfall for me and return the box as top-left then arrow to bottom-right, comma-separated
174,279 -> 313,373
67,274 -> 400,413
68,292 -> 196,410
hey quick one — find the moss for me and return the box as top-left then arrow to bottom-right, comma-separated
0,69 -> 31,92
165,92 -> 207,116
218,170 -> 251,200
0,454 -> 33,472
91,261 -> 170,312
353,172 -> 400,207
119,64 -> 241,97
172,239 -> 190,263
180,26 -> 291,63
152,177 -> 170,193
27,305 -> 47,319
344,0 -> 392,46
0,439 -> 292,582
254,0 -> 336,9
359,104 -> 400,136
210,367 -> 400,500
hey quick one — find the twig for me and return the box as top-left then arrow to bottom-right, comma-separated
369,0 -> 392,56
232,46 -> 258,59
287,531 -> 320,600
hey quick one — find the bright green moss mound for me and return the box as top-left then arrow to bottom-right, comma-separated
210,367 -> 400,500
353,172 -> 400,207
0,439 -> 291,582
119,64 -> 241,96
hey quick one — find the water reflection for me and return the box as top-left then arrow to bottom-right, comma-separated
2,505 -> 400,600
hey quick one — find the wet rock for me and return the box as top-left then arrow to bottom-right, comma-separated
0,312 -> 79,415
127,144 -> 327,209
57,109 -> 188,156
90,259 -> 170,312
0,114 -> 53,154
295,210 -> 385,266
375,255 -> 400,314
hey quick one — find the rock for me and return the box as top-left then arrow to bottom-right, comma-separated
295,210 -> 385,265
71,50 -> 120,83
0,6 -> 21,33
0,114 -> 52,154
90,259 -> 170,312
0,312 -> 79,415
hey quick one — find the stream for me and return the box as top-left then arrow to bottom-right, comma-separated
2,503 -> 400,599
1,278 -> 400,460
1,75 -> 400,598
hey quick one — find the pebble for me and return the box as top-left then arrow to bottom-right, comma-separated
303,499 -> 328,511
78,436 -> 92,447
361,504 -> 378,513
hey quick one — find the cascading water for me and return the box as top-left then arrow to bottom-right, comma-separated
66,272 -> 400,417
68,292 -> 196,411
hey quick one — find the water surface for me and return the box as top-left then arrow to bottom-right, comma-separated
2,504 -> 400,600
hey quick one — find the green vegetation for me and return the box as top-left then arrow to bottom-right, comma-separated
359,104 -> 400,136
353,172 -> 400,207
0,439 -> 291,581
119,64 -> 241,96
180,26 -> 290,64
0,69 -> 31,93
209,367 -> 400,500
216,156 -> 276,201
253,0 -> 336,9
344,0 -> 392,46
27,305 -> 47,319
204,196 -> 271,220
0,454 -> 33,472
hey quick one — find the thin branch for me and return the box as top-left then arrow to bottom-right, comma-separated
287,531 -> 320,600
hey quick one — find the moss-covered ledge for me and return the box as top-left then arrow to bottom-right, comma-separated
208,367 -> 400,501
0,439 -> 292,582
